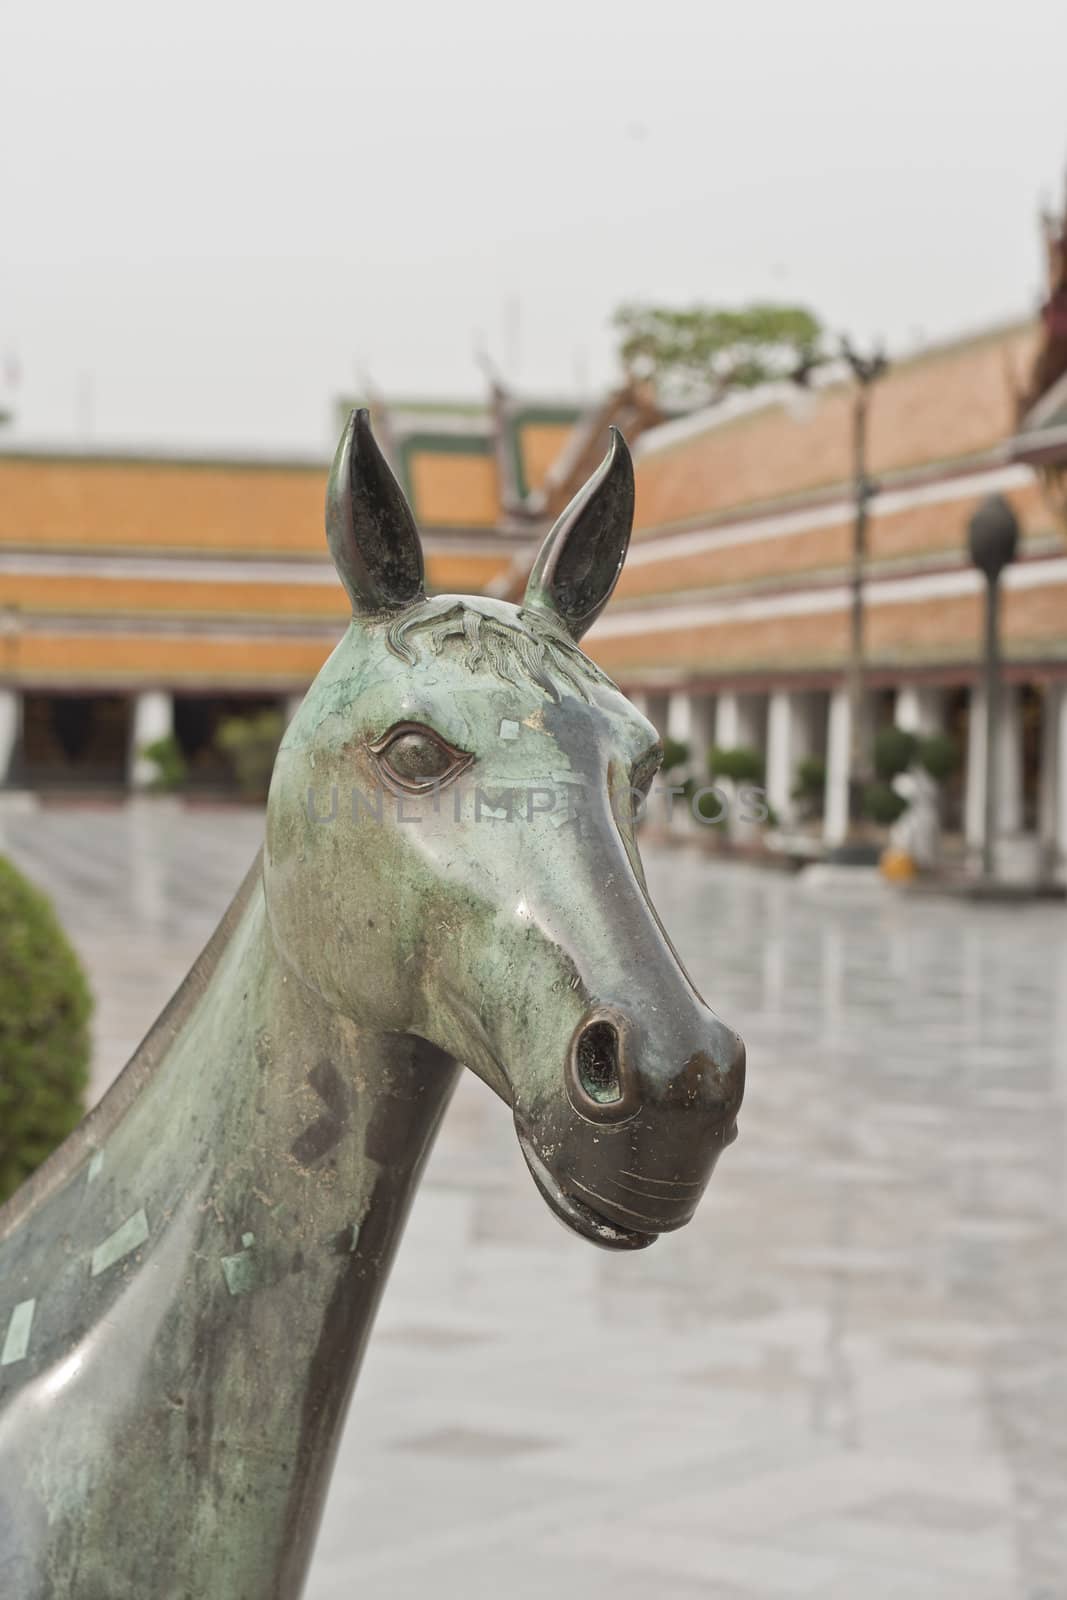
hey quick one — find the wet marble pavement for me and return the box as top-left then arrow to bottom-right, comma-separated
3,800 -> 1066,1599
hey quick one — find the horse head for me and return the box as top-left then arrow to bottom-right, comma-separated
264,410 -> 745,1251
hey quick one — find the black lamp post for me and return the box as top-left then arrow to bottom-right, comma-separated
967,495 -> 1020,879
840,337 -> 888,828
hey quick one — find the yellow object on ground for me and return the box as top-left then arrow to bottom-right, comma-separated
880,847 -> 917,883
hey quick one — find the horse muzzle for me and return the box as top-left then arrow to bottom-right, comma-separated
514,1006 -> 745,1252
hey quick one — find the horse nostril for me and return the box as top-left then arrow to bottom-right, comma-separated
567,1012 -> 640,1123
576,1020 -> 622,1105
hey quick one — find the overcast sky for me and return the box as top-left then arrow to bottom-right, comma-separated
2,0 -> 1065,454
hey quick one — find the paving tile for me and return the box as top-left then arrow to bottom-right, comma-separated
310,1546 -> 731,1600
391,1425 -> 557,1460
3,810 -> 1063,1600
777,1513 -> 1016,1585
378,1324 -> 493,1350
855,1488 -> 1009,1533
543,1522 -> 846,1595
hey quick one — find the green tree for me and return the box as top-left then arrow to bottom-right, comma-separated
862,782 -> 910,827
660,736 -> 690,776
915,733 -> 959,783
862,727 -> 960,837
139,733 -> 187,793
792,755 -> 827,819
613,302 -> 826,408
872,726 -> 919,782
709,745 -> 765,784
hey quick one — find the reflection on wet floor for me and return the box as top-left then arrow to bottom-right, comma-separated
3,801 -> 1065,1598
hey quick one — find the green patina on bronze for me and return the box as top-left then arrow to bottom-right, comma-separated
0,412 -> 745,1598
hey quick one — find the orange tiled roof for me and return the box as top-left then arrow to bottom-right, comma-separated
635,321 -> 1039,534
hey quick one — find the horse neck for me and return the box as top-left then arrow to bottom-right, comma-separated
0,857 -> 461,1596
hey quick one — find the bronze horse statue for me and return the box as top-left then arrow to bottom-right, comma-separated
0,413 -> 746,1598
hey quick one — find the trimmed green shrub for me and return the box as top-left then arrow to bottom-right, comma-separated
216,709 -> 285,801
862,780 -> 909,827
873,726 -> 918,781
709,745 -> 765,784
0,856 -> 92,1203
660,736 -> 690,775
792,755 -> 826,814
140,733 -> 187,792
916,732 -> 959,782
793,755 -> 825,819
683,777 -> 728,823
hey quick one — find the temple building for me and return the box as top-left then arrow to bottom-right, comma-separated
2,211 -> 1067,881
606,314 -> 1067,878
588,203 -> 1067,878
0,382 -> 661,792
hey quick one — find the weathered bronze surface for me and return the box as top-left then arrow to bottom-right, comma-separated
0,413 -> 745,1597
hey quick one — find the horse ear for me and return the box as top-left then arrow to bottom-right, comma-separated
522,427 -> 634,641
326,409 -> 426,614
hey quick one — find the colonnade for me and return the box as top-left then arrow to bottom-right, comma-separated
627,679 -> 1067,880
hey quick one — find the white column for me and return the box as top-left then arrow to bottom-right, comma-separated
964,686 -> 987,850
714,691 -> 740,750
671,691 -> 714,760
765,690 -> 816,828
666,689 -> 694,751
997,685 -> 1023,835
895,684 -> 945,737
129,691 -> 174,790
712,693 -> 740,839
667,690 -> 716,827
823,687 -> 851,846
0,688 -> 19,786
896,686 -> 918,733
965,682 -> 1028,868
665,690 -> 696,828
765,691 -> 792,824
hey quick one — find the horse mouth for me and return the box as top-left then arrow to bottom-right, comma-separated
516,1132 -> 657,1252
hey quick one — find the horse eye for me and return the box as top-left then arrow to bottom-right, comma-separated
371,725 -> 472,793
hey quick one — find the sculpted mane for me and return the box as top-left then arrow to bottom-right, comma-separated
385,598 -> 617,704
